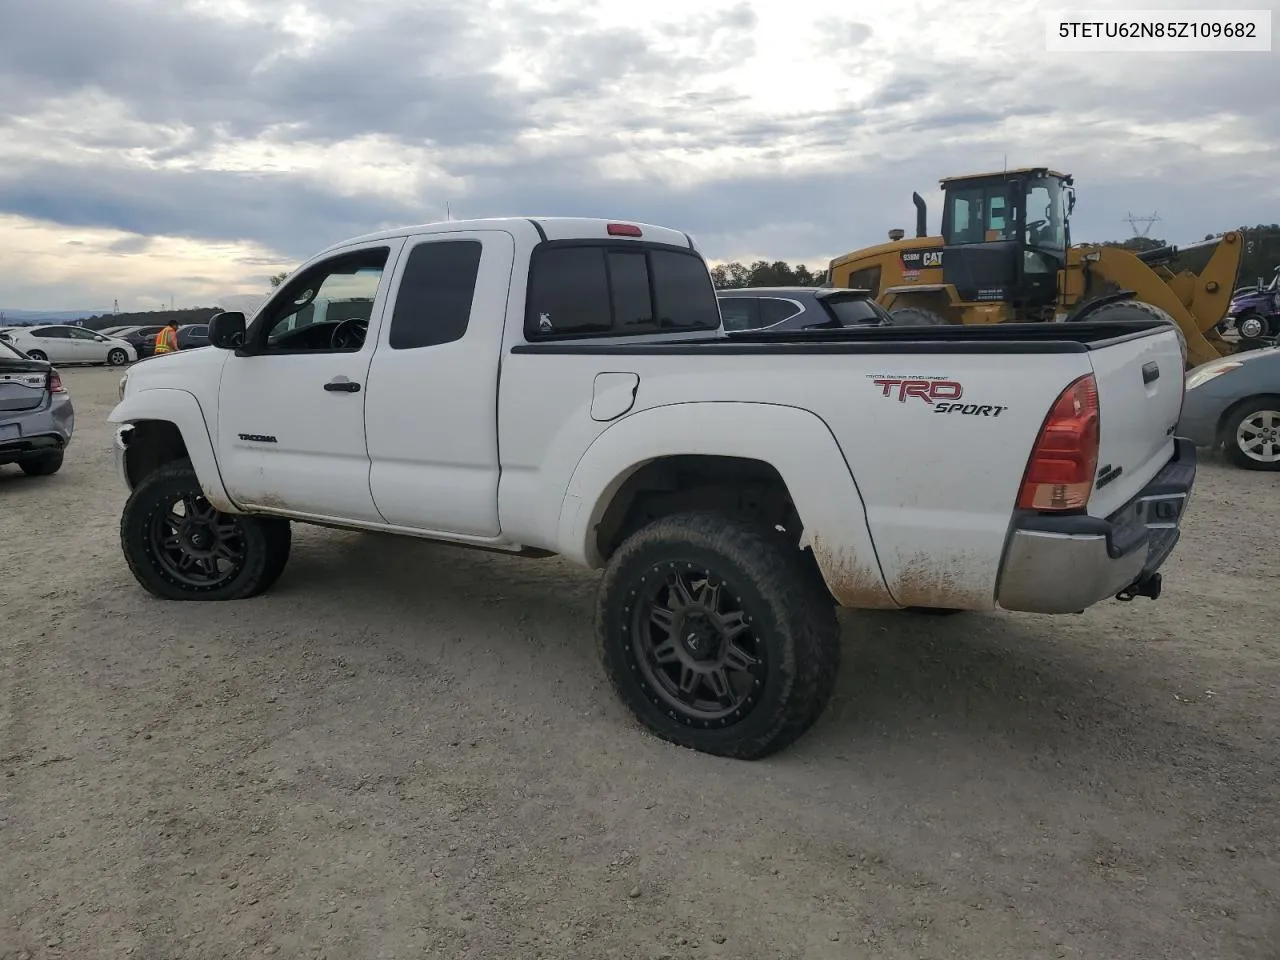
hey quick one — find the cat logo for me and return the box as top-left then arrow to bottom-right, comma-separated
900,248 -> 945,271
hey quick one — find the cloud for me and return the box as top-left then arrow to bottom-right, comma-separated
0,0 -> 1276,309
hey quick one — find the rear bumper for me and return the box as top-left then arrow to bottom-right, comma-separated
0,395 -> 74,464
996,438 -> 1196,614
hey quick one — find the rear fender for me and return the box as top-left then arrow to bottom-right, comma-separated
108,388 -> 235,512
558,402 -> 897,608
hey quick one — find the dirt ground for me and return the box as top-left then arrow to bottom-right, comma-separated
2,365 -> 1278,960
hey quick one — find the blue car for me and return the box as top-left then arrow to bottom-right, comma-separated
1178,346 -> 1280,470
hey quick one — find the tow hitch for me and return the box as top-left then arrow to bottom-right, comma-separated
1116,572 -> 1162,602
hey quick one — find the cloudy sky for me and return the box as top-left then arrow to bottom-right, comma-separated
0,0 -> 1276,311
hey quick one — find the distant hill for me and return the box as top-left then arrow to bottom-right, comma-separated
3,294 -> 268,328
0,309 -> 100,325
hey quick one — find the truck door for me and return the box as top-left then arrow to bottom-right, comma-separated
364,229 -> 515,537
216,239 -> 405,522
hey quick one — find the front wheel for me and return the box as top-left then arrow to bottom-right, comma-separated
120,460 -> 292,599
107,348 -> 129,366
596,511 -> 841,760
1223,399 -> 1280,471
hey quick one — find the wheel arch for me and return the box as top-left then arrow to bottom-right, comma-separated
557,402 -> 897,609
110,388 -> 236,512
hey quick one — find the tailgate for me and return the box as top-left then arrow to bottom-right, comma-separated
0,362 -> 49,415
1087,325 -> 1185,518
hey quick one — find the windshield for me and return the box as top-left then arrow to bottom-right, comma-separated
1024,177 -> 1067,251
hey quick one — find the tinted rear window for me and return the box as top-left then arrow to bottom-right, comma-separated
526,244 -> 718,339
757,298 -> 801,326
820,297 -> 889,327
649,250 -> 720,330
608,251 -> 653,328
527,247 -> 612,337
717,297 -> 760,332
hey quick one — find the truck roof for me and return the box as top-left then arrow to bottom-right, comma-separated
324,217 -> 698,256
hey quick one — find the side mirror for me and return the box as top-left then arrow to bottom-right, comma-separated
208,311 -> 247,350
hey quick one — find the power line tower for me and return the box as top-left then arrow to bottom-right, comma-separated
1124,211 -> 1161,238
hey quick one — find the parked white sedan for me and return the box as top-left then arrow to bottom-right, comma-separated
0,325 -> 137,365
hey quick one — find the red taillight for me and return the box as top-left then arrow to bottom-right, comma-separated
1017,373 -> 1100,512
48,370 -> 66,394
607,222 -> 642,237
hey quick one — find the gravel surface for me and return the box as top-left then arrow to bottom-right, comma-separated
2,366 -> 1278,960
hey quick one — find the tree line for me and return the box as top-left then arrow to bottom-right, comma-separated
709,260 -> 827,289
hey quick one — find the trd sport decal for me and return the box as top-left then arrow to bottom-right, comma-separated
868,375 -> 1008,417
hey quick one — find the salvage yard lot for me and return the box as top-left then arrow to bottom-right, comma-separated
3,366 -> 1278,960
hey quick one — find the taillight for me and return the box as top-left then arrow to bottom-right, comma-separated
1017,373 -> 1100,512
607,223 -> 643,237
48,370 -> 66,394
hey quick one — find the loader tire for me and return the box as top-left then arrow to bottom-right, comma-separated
889,306 -> 949,326
1077,300 -> 1187,360
1074,299 -> 1174,325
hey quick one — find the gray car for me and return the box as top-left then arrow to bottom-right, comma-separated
1178,346 -> 1280,470
0,338 -> 74,476
717,286 -> 892,332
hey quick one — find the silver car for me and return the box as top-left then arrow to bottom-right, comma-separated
1178,346 -> 1280,470
0,338 -> 74,476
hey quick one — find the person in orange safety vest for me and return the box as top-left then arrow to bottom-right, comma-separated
153,319 -> 180,355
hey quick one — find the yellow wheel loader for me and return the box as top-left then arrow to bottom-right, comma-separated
827,167 -> 1245,367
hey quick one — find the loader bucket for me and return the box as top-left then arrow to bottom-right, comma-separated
1087,232 -> 1242,367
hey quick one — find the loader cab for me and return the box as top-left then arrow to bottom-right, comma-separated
939,168 -> 1073,314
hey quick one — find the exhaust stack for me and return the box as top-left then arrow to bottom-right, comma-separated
912,192 -> 927,237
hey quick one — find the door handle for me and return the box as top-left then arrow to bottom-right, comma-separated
324,378 -> 361,393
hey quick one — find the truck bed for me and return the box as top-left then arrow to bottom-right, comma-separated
499,317 -> 1186,610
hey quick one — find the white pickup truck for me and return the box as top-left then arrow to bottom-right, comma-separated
110,217 -> 1196,759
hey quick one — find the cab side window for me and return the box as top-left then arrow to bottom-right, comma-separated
388,241 -> 483,350
253,247 -> 390,353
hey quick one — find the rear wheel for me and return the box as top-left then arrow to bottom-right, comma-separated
121,460 -> 292,600
26,349 -> 47,362
1223,399 -> 1280,471
596,511 -> 841,760
107,348 -> 129,366
889,306 -> 949,326
19,451 -> 63,476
